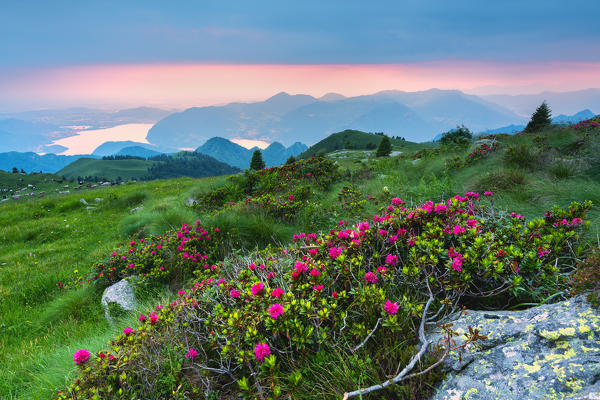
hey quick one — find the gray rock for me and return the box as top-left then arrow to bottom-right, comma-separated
130,205 -> 144,214
80,198 -> 89,205
101,279 -> 137,322
430,296 -> 600,400
186,198 -> 197,206
95,198 -> 104,202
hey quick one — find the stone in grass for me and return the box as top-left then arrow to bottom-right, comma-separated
430,295 -> 600,400
101,279 -> 137,322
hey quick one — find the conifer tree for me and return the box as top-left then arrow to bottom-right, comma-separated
285,155 -> 296,164
250,150 -> 266,170
376,135 -> 392,157
524,101 -> 552,133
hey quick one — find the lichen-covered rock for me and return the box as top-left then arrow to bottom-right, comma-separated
101,279 -> 136,322
430,296 -> 600,400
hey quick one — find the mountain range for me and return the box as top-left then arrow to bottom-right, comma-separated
1,89 -> 599,158
146,90 -> 529,146
195,137 -> 307,169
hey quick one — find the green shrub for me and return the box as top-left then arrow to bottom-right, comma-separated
549,160 -> 575,179
439,125 -> 473,147
473,170 -> 527,192
503,144 -> 538,169
60,194 -> 591,399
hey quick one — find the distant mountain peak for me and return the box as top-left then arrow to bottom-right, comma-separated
266,92 -> 292,101
319,93 -> 346,101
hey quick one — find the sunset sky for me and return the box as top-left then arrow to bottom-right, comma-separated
1,0 -> 599,111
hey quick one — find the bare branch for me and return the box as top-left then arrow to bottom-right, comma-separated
342,290 -> 435,399
351,318 -> 382,353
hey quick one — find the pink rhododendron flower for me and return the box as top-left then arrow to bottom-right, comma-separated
150,312 -> 158,325
453,224 -> 465,235
466,219 -> 478,228
365,272 -> 378,284
230,289 -> 241,298
295,261 -> 308,273
484,191 -> 493,196
254,342 -> 271,362
310,268 -> 321,278
434,204 -> 447,213
358,222 -> 370,231
248,263 -> 257,271
186,348 -> 198,359
272,288 -> 284,298
384,300 -> 399,315
329,247 -> 343,259
385,254 -> 398,266
123,328 -> 133,336
178,290 -> 186,296
313,284 -> 324,292
268,303 -> 285,319
338,231 -> 349,239
377,266 -> 387,274
139,314 -> 146,322
451,256 -> 464,271
252,282 -> 265,296
73,349 -> 90,365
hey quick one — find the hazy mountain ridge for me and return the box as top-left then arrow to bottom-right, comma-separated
481,89 -> 600,117
147,90 -> 526,146
0,152 -> 99,174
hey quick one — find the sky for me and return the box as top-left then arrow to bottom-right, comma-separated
1,0 -> 600,110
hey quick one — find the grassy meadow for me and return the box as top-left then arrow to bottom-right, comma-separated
1,122 -> 600,398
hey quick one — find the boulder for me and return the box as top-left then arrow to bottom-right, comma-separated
101,279 -> 137,322
430,295 -> 600,400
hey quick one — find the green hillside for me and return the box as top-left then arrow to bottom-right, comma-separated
299,129 -> 426,158
2,117 -> 600,399
58,158 -> 155,181
0,170 -> 68,192
58,152 -> 240,182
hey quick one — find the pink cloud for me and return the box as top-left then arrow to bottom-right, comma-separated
1,61 -> 599,110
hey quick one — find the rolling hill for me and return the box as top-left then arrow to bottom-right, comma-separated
58,152 -> 240,181
298,129 -> 421,158
58,158 -> 156,181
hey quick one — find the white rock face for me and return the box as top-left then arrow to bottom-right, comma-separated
101,279 -> 137,322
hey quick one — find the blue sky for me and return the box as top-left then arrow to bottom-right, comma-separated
2,0 -> 599,67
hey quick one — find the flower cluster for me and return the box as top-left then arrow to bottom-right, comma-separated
91,220 -> 225,286
61,192 -> 591,400
572,116 -> 600,132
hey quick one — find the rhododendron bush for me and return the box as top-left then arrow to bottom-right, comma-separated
91,220 -> 226,287
193,157 -> 339,221
60,193 -> 591,399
